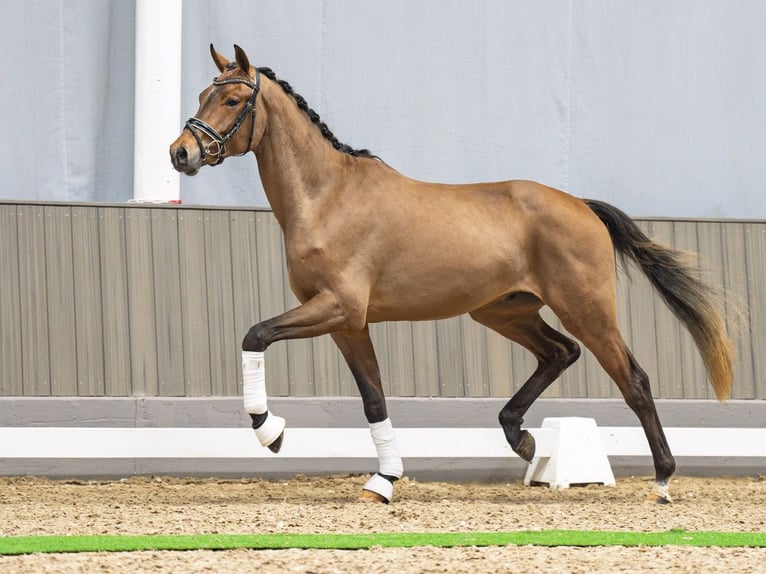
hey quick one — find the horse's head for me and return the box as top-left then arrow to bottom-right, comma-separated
170,44 -> 266,175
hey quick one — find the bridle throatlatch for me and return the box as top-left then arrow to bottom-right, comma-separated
184,68 -> 261,165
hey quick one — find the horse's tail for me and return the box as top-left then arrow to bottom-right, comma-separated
584,199 -> 733,400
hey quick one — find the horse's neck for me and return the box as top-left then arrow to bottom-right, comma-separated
254,87 -> 344,232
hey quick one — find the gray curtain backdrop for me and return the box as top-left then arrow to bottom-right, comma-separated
2,1 -> 765,218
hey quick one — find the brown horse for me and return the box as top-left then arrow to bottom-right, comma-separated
170,45 -> 733,504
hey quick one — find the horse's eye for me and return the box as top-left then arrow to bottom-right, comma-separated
225,98 -> 239,107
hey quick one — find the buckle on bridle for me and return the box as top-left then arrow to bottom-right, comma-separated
205,139 -> 222,163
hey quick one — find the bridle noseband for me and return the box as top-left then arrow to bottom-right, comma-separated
184,68 -> 261,165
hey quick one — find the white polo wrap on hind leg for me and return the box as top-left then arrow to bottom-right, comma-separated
363,418 -> 403,501
242,351 -> 285,447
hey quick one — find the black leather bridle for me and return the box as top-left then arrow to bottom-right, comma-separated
184,68 -> 261,165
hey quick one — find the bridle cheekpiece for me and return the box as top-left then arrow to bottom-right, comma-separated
184,67 -> 261,165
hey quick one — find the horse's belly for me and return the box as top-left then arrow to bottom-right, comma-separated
365,274 -> 520,323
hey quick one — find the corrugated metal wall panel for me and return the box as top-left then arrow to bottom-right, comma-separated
0,202 -> 763,400
202,210 -> 239,396
178,209 -> 212,396
16,205 -> 50,396
71,206 -> 106,397
744,223 -> 766,399
0,205 -> 22,396
44,206 -> 78,396
124,208 -> 159,396
721,223 -> 756,399
435,319 -> 465,397
695,221 -> 725,401
485,327 -> 513,398
461,316 -> 490,397
151,209 -> 185,397
411,321 -> 441,396
98,207 -> 132,397
387,323 -> 416,397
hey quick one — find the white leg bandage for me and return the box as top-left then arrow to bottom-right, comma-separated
363,418 -> 403,502
369,418 -> 403,478
242,351 -> 285,448
242,351 -> 267,414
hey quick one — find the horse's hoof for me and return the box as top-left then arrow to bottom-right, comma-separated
514,430 -> 536,462
649,493 -> 673,505
359,489 -> 389,504
267,431 -> 284,454
650,480 -> 672,504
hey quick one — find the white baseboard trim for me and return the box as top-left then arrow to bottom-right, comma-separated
2,426 -> 764,459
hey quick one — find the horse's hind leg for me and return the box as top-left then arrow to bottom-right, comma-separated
470,295 -> 581,462
331,327 -> 402,504
592,338 -> 675,503
555,302 -> 676,503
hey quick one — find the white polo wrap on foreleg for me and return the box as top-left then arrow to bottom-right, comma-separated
362,418 -> 403,502
242,350 -> 285,448
242,351 -> 267,414
369,418 -> 403,478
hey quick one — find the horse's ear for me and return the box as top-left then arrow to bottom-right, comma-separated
233,44 -> 252,77
210,43 -> 229,73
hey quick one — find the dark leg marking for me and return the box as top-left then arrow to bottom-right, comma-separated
470,300 -> 581,462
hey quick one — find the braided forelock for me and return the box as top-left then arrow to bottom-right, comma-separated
256,67 -> 378,159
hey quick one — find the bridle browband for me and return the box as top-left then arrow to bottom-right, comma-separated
184,67 -> 261,165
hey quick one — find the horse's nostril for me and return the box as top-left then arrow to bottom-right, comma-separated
176,147 -> 188,165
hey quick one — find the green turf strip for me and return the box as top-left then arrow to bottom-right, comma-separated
0,530 -> 764,555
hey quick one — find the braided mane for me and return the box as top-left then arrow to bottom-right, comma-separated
256,67 -> 378,160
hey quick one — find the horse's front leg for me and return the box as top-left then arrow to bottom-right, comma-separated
332,328 -> 403,503
241,291 -> 359,453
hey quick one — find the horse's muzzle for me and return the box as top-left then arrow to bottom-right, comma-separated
169,141 -> 201,175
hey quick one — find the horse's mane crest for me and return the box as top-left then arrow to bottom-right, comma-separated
256,67 -> 377,160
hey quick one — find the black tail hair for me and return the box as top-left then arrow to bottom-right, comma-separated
585,199 -> 733,400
